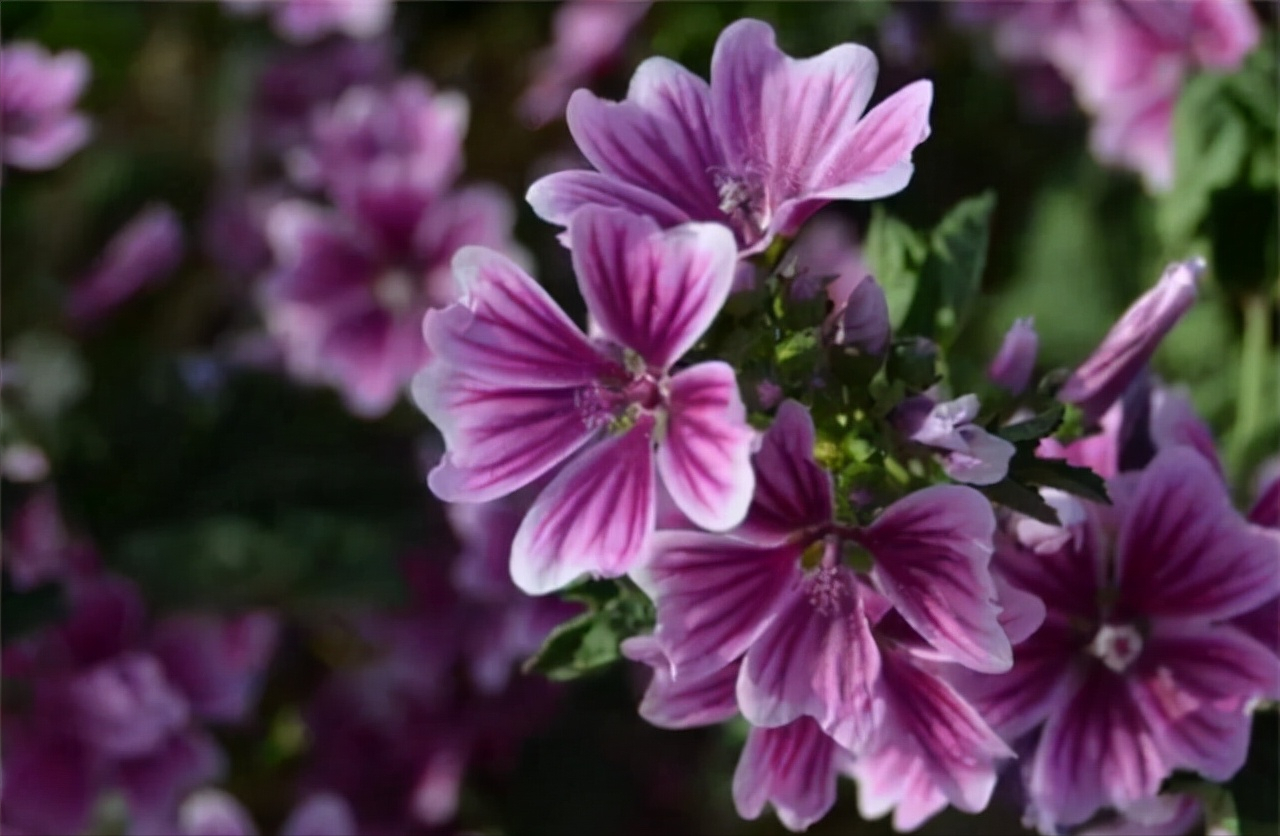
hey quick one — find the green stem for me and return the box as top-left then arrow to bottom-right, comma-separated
1230,294 -> 1272,475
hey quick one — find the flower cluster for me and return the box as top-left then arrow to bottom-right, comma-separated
415,14 -> 1280,836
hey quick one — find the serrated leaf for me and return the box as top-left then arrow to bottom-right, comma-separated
522,612 -> 598,681
998,404 -> 1065,444
1010,455 -> 1111,506
977,478 -> 1060,525
561,578 -> 622,608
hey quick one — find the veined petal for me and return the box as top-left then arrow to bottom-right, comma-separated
1078,794 -> 1205,836
710,19 -> 879,205
415,363 -> 597,503
526,169 -> 691,230
733,718 -> 842,833
994,573 -> 1047,645
423,246 -> 615,387
808,79 -> 933,199
1131,685 -> 1250,783
876,650 -> 1011,814
738,567 -> 883,753
996,512 -> 1109,622
1028,671 -> 1166,830
620,636 -> 739,729
633,532 -> 799,681
510,422 -> 656,595
566,59 -> 722,220
569,208 -> 738,369
1115,447 -> 1280,621
862,486 -> 1011,673
849,740 -> 949,832
658,363 -> 755,531
1136,621 -> 1279,705
737,400 -> 834,546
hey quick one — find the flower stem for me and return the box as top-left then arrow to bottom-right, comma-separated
1230,294 -> 1272,476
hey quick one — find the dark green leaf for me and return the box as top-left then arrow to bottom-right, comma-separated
863,206 -> 928,329
998,404 -> 1065,444
902,192 -> 997,344
977,478 -> 1061,525
1010,454 -> 1111,506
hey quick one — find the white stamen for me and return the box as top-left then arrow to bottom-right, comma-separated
1089,623 -> 1144,672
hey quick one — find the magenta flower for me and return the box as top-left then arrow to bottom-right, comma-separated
222,0 -> 393,44
262,180 -> 517,416
67,204 -> 184,329
1059,258 -> 1203,424
416,206 -> 754,594
960,447 -> 1280,832
287,77 -> 469,203
988,317 -> 1038,394
518,0 -> 651,128
527,19 -> 933,254
0,41 -> 91,172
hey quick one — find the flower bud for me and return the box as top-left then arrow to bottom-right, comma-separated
1059,258 -> 1204,424
987,317 -> 1038,394
833,275 -> 891,358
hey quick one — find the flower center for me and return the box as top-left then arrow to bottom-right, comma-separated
806,564 -> 853,617
373,269 -> 418,313
1089,622 -> 1144,673
574,368 -> 669,434
711,168 -> 770,245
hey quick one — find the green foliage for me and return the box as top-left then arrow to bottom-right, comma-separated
524,579 -> 654,681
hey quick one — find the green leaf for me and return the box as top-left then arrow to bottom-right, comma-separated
998,404 -> 1066,444
1009,453 -> 1111,506
863,206 -> 928,329
901,192 -> 997,345
885,337 -> 940,392
523,581 -> 655,681
976,478 -> 1060,525
522,612 -> 600,681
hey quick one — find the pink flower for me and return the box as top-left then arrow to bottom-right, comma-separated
527,19 -> 932,254
416,206 -> 754,594
222,0 -> 393,44
0,41 -> 92,172
633,401 -> 1017,824
959,446 -> 1280,832
518,0 -> 651,128
287,77 -> 469,203
66,204 -> 184,329
261,181 -> 518,416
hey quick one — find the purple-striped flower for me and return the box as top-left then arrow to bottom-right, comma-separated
633,401 -> 1018,825
261,180 -> 517,416
179,788 -> 355,836
959,445 -> 1280,832
1059,258 -> 1204,425
0,42 -> 91,173
416,206 -> 754,594
287,77 -> 468,203
527,19 -> 932,255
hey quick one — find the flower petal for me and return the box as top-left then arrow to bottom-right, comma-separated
620,636 -> 740,729
736,399 -> 834,546
657,362 -> 755,531
1137,620 -> 1279,705
565,59 -> 722,221
1131,693 -> 1250,784
1028,671 -> 1166,830
1115,447 -> 1280,621
733,718 -> 841,833
423,246 -> 615,387
415,363 -> 597,503
710,19 -> 879,206
281,794 -> 357,836
994,572 -> 1047,646
526,168 -> 692,230
861,485 -> 1011,673
875,650 -> 1011,814
849,740 -> 949,832
633,532 -> 799,680
510,422 -> 656,595
738,567 -> 883,753
179,789 -> 259,836
807,79 -> 933,201
569,208 -> 738,369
